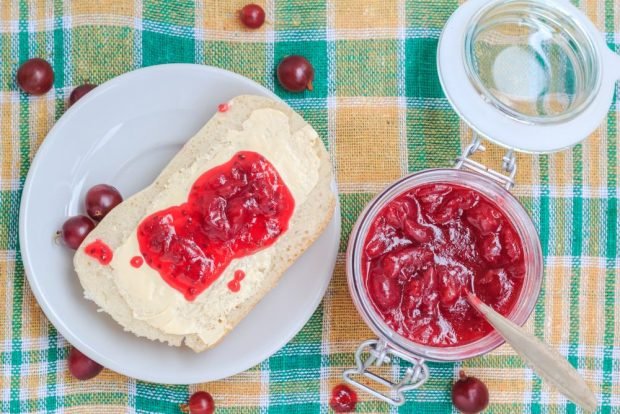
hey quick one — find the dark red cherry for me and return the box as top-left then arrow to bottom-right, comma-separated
184,391 -> 215,414
85,184 -> 123,221
61,215 -> 95,249
239,4 -> 265,29
68,347 -> 104,380
69,84 -> 96,106
17,58 -> 54,95
277,56 -> 314,92
452,371 -> 489,413
330,384 -> 357,412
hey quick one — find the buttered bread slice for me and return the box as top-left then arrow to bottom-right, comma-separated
73,95 -> 335,352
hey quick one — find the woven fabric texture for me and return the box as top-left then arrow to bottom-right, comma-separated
1,0 -> 619,413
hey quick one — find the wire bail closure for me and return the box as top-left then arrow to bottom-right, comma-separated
455,134 -> 517,190
343,339 -> 429,406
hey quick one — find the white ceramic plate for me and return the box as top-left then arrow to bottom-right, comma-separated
19,64 -> 341,384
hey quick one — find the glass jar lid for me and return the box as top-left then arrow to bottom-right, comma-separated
464,0 -> 600,124
438,0 -> 620,153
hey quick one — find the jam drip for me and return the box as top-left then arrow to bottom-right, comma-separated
137,151 -> 295,301
84,240 -> 113,265
227,269 -> 246,293
130,256 -> 144,268
362,183 -> 526,347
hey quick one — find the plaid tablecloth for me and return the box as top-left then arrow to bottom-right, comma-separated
1,0 -> 619,413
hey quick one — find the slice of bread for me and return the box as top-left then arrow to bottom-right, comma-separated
73,95 -> 335,352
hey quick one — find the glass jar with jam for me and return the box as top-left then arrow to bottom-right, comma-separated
343,0 -> 620,405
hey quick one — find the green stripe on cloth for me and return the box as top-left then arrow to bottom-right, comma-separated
602,85 -> 618,412
11,1 -> 30,411
602,3 -> 618,413
568,145 -> 583,414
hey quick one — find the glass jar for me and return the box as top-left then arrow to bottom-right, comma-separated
343,168 -> 542,405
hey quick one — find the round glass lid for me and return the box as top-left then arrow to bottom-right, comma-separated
437,0 -> 620,153
464,0 -> 601,124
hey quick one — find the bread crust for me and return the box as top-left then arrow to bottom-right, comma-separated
73,95 -> 336,352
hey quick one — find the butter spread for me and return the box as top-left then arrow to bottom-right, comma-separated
110,108 -> 320,345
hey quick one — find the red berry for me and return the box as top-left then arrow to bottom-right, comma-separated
68,347 -> 103,380
85,184 -> 123,221
369,274 -> 401,311
188,391 -> 215,414
466,204 -> 501,235
17,58 -> 54,95
330,384 -> 357,412
403,219 -> 433,243
239,4 -> 265,29
439,277 -> 461,307
384,199 -> 412,228
480,233 -> 502,264
69,84 -> 96,106
501,227 -> 521,262
277,56 -> 314,92
61,215 -> 95,249
414,184 -> 452,213
452,371 -> 489,414
364,236 -> 388,259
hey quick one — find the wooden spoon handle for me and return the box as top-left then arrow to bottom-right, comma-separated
467,293 -> 597,412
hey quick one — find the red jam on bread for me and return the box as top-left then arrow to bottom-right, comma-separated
84,240 -> 113,265
362,183 -> 525,347
130,256 -> 144,268
227,270 -> 246,293
137,151 -> 295,301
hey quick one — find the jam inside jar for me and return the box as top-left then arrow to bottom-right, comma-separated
347,169 -> 543,362
362,182 -> 525,347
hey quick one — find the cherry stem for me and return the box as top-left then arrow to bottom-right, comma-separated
306,80 -> 314,91
459,370 -> 467,380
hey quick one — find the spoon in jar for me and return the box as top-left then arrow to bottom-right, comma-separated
465,291 -> 597,412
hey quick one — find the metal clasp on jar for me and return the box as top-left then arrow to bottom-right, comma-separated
343,339 -> 429,406
455,134 -> 517,190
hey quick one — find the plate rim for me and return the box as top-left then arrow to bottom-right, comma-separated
19,63 -> 341,384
